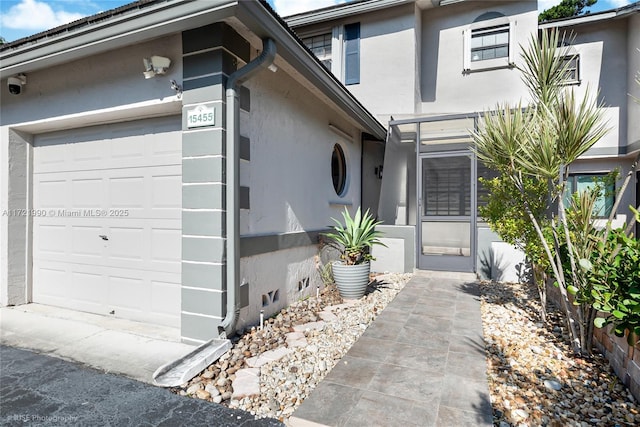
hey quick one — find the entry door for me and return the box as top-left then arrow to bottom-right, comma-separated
418,151 -> 475,272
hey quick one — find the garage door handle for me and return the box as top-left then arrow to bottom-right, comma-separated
99,235 -> 109,241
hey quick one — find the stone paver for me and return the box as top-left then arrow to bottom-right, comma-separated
285,332 -> 308,348
232,368 -> 261,400
291,321 -> 326,333
0,345 -> 283,427
290,271 -> 493,427
246,347 -> 293,368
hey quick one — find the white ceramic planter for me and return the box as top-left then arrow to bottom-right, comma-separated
332,261 -> 371,299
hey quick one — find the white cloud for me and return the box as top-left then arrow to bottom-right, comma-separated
272,0 -> 347,17
1,0 -> 86,31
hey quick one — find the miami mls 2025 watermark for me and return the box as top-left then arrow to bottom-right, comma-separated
5,414 -> 79,423
1,209 -> 130,217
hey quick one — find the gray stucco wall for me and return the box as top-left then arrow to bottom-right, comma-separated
420,1 -> 537,114
567,18 -> 630,157
0,35 -> 183,125
235,56 -> 366,330
347,3 -> 419,123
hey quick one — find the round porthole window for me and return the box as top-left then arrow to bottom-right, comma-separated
331,144 -> 347,196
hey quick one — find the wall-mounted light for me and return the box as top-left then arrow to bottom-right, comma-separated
143,55 -> 171,79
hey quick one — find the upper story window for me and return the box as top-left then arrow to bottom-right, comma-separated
300,23 -> 360,85
463,12 -> 515,73
471,25 -> 509,62
301,33 -> 332,70
564,174 -> 614,218
560,54 -> 580,84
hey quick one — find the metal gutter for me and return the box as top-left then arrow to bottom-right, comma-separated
219,38 -> 277,338
284,0 -> 413,27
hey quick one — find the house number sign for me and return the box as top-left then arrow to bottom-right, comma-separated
187,104 -> 215,128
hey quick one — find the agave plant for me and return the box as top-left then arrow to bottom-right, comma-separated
324,207 -> 386,265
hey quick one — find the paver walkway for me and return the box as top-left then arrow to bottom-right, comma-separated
0,345 -> 283,427
290,271 -> 493,427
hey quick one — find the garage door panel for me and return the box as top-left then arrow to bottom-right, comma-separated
109,276 -> 147,311
109,176 -> 145,209
33,116 -> 182,327
35,179 -> 66,209
151,280 -> 181,316
72,225 -> 105,258
36,224 -> 68,255
34,117 -> 181,173
72,178 -> 104,209
72,138 -> 104,163
36,266 -> 68,299
70,271 -> 107,305
151,228 -> 182,264
152,174 -> 182,211
108,227 -> 145,261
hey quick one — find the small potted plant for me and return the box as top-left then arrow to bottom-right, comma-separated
324,207 -> 386,299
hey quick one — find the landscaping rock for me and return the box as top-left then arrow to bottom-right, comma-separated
481,280 -> 640,426
172,273 -> 411,421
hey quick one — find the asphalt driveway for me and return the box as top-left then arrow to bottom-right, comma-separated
0,345 -> 283,427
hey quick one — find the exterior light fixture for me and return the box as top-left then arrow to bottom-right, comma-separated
143,56 -> 171,79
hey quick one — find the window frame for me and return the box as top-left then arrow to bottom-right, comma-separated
564,173 -> 615,219
331,143 -> 349,197
300,32 -> 333,71
463,17 -> 516,73
560,54 -> 581,85
298,22 -> 360,85
470,24 -> 510,63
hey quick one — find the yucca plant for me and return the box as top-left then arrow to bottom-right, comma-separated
324,207 -> 386,265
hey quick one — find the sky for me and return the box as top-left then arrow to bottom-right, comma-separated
0,0 -> 635,43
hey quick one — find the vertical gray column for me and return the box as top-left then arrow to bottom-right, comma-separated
181,23 -> 250,344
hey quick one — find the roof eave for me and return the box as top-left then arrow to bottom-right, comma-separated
0,0 -> 238,79
238,1 -> 386,140
284,0 -> 413,27
0,0 -> 385,140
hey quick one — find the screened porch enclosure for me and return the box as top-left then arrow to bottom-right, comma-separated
379,114 -> 495,273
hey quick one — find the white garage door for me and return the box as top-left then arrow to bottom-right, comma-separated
32,116 -> 182,327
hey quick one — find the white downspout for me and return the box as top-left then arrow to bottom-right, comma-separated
218,38 -> 276,338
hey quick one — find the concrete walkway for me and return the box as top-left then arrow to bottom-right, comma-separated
290,271 -> 493,427
0,345 -> 283,427
0,303 -> 195,384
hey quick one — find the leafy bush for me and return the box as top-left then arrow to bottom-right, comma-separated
588,208 -> 640,344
